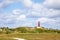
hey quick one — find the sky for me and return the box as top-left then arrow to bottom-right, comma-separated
0,0 -> 60,29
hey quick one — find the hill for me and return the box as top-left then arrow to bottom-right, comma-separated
0,27 -> 60,40
0,27 -> 60,34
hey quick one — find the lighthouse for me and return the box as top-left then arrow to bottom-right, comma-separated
37,19 -> 40,28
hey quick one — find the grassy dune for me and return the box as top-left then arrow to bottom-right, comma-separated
0,33 -> 60,40
0,27 -> 60,40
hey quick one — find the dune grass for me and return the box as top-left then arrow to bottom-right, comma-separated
0,33 -> 60,40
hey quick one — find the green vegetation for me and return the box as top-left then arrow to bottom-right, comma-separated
0,27 -> 60,40
0,33 -> 60,40
0,27 -> 60,34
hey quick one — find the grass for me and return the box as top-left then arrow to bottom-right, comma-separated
0,33 -> 60,40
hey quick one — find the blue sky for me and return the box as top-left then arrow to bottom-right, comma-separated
0,0 -> 60,29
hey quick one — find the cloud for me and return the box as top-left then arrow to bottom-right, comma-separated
0,0 -> 60,29
0,0 -> 33,8
38,18 -> 56,23
27,3 -> 60,18
22,0 -> 33,7
37,17 -> 60,29
0,0 -> 21,8
43,0 -> 60,9
12,9 -> 27,21
0,0 -> 12,8
16,14 -> 26,20
12,9 -> 22,15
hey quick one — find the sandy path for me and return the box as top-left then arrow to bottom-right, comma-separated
13,38 -> 25,40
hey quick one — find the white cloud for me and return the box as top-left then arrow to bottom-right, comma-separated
43,0 -> 60,9
29,3 -> 60,17
21,22 -> 33,26
0,0 -> 60,29
12,9 -> 22,15
0,0 -> 33,8
0,0 -> 21,8
38,18 -> 56,23
25,0 -> 60,18
0,0 -> 12,8
22,0 -> 33,7
17,14 -> 26,20
32,3 -> 43,11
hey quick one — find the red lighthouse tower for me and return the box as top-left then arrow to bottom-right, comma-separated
37,19 -> 40,28
38,21 -> 40,27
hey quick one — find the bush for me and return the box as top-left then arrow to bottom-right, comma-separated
16,27 -> 27,33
